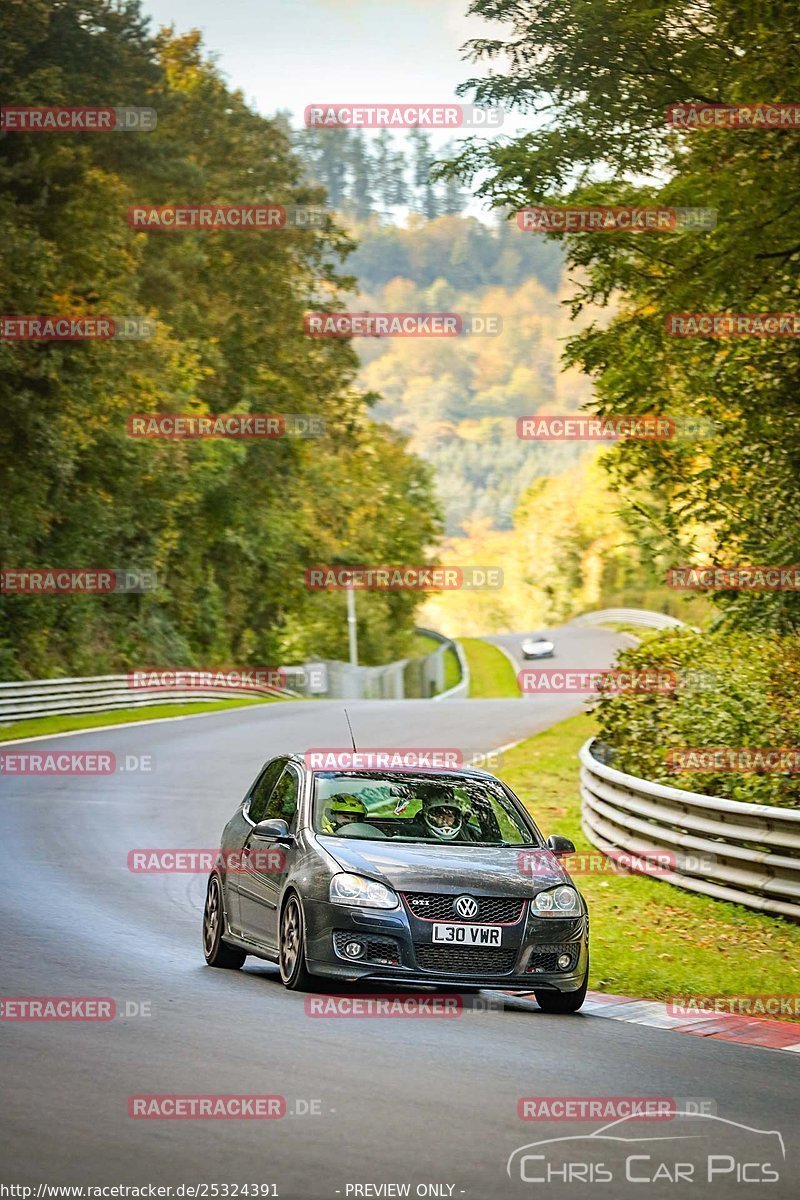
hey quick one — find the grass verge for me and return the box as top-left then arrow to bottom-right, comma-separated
0,695 -> 283,743
461,638 -> 520,698
412,633 -> 462,694
503,712 -> 800,1003
442,645 -> 462,691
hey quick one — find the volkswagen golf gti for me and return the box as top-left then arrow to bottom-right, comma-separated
202,754 -> 589,1012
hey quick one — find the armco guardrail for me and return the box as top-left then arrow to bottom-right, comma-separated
0,632 -> 468,720
580,737 -> 800,920
572,607 -> 686,630
0,671 -> 303,723
315,630 -> 467,700
315,659 -> 406,701
415,627 -> 469,700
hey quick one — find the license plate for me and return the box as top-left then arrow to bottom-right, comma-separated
432,922 -> 502,946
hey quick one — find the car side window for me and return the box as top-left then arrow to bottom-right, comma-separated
263,767 -> 300,830
247,758 -> 288,824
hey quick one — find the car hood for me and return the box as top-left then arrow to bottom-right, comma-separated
316,837 -> 571,895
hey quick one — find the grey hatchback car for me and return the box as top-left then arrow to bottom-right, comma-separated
202,754 -> 589,1012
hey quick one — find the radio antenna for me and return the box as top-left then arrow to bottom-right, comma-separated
343,708 -> 358,753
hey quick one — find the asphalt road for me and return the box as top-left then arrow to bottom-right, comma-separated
485,620 -> 638,684
1,622 -> 797,1198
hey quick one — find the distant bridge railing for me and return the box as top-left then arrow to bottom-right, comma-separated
572,608 -> 686,631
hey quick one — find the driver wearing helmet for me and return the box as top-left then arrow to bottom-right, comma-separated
421,796 -> 464,841
320,793 -> 367,834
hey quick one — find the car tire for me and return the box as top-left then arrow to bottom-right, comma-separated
203,873 -> 247,969
534,967 -> 588,1014
279,893 -> 315,991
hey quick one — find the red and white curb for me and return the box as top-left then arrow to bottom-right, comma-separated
505,989 -> 800,1052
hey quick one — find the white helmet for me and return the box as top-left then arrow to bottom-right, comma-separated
423,799 -> 463,841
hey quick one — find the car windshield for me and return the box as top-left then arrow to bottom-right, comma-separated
313,772 -> 541,845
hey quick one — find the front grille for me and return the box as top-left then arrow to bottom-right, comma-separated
403,893 -> 525,924
526,944 -> 580,973
414,944 -> 518,975
333,931 -> 402,966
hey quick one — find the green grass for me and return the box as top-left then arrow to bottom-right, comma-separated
503,712 -> 800,1005
0,695 -> 283,742
442,645 -> 461,691
411,632 -> 463,694
461,638 -> 521,698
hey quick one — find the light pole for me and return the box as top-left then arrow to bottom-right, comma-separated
346,585 -> 358,667
330,557 -> 363,668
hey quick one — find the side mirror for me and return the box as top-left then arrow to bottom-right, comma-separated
546,834 -> 575,857
253,818 -> 293,843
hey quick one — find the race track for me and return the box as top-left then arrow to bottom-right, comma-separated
1,623 -> 797,1197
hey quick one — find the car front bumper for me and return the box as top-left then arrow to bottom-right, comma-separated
303,897 -> 589,993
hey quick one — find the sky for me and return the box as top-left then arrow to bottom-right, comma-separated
137,0 -> 520,145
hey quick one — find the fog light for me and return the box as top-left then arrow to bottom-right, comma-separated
557,953 -> 572,970
345,941 -> 365,959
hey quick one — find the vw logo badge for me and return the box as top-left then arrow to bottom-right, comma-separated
454,894 -> 479,919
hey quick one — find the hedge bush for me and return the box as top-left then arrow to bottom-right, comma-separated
593,628 -> 800,808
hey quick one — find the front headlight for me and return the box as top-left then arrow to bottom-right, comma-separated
532,885 -> 581,917
329,873 -> 399,910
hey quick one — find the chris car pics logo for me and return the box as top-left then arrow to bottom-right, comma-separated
507,1112 -> 785,1186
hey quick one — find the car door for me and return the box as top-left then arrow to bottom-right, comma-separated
239,763 -> 301,949
227,757 -> 287,935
